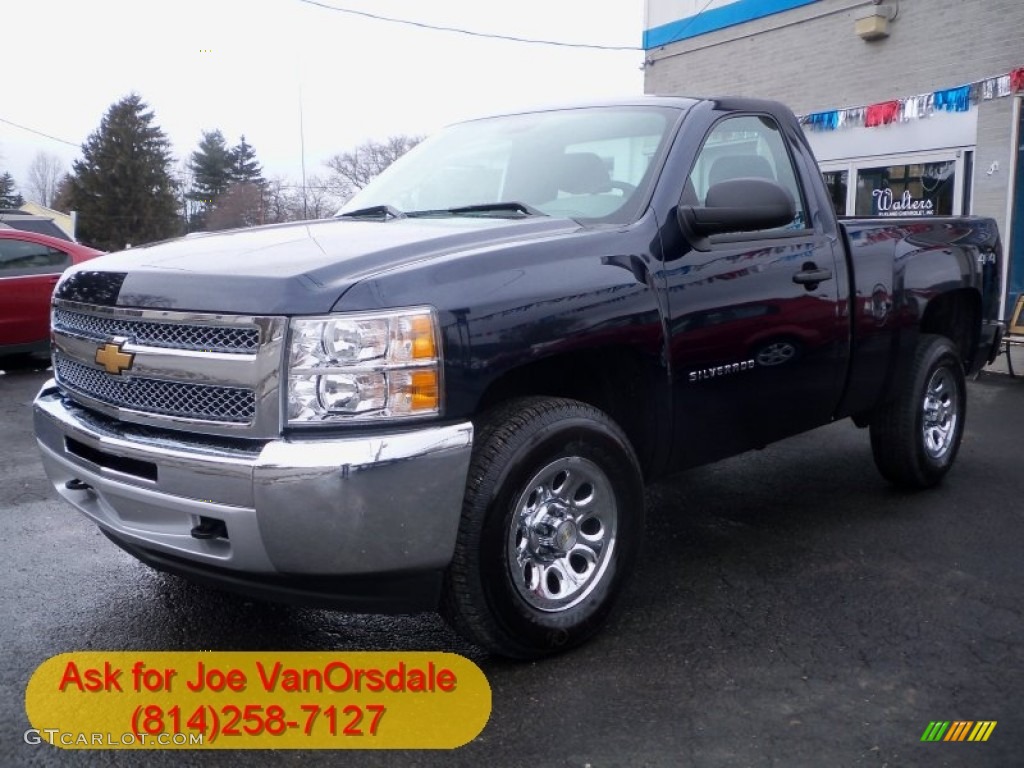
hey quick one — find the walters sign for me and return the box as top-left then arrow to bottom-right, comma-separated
872,188 -> 936,217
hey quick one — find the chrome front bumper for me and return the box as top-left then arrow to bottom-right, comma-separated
33,380 -> 474,583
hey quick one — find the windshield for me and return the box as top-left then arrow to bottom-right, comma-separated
338,106 -> 679,224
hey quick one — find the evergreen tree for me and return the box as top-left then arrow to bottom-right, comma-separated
67,94 -> 179,250
0,172 -> 25,208
50,173 -> 74,214
188,130 -> 234,217
230,135 -> 264,185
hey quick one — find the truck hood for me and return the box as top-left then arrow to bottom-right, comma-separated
58,216 -> 580,314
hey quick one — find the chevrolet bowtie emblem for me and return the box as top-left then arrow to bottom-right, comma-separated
95,341 -> 135,375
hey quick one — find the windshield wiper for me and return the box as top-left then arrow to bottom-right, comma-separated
336,204 -> 406,221
406,202 -> 547,219
449,202 -> 546,217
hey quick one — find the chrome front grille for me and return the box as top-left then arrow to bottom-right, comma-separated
50,299 -> 286,437
55,355 -> 256,423
53,307 -> 259,353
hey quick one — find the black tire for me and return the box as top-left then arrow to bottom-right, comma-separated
442,396 -> 644,659
869,334 -> 966,489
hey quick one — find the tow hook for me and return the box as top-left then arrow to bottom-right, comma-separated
191,516 -> 228,540
64,479 -> 92,491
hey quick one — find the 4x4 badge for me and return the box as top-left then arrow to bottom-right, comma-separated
94,341 -> 134,376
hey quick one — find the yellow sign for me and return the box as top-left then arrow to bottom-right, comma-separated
25,652 -> 491,749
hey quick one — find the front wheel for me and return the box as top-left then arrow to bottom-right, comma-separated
869,334 -> 966,489
442,397 -> 644,658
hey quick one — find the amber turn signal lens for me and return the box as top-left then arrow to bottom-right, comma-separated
410,370 -> 439,411
411,315 -> 437,359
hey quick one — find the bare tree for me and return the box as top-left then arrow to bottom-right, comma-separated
303,175 -> 342,219
206,182 -> 264,230
262,177 -> 294,225
175,158 -> 205,233
26,151 -> 65,207
324,135 -> 422,201
260,176 -> 341,224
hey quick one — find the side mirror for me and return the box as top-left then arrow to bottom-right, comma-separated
678,178 -> 796,237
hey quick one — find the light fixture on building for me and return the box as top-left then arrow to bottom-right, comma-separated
856,1 -> 898,41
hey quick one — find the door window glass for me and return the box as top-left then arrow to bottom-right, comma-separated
688,114 -> 808,230
0,239 -> 71,277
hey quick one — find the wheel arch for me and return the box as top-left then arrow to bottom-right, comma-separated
475,347 -> 669,480
919,288 -> 981,373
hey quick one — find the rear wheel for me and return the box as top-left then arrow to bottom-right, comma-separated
869,334 -> 966,489
442,397 -> 644,658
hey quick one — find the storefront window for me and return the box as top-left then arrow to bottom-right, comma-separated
855,161 -> 955,217
821,170 -> 847,216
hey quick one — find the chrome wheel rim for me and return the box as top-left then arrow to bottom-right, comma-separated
506,456 -> 618,612
922,366 -> 959,459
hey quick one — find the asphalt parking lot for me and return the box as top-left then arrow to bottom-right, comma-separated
2,355 -> 1022,767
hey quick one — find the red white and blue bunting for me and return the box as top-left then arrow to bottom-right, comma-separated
799,68 -> 1024,131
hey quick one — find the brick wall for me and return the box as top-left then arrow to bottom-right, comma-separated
644,0 -> 1023,112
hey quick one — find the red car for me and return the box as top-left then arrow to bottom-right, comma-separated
0,228 -> 103,355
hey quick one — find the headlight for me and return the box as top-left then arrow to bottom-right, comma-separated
286,307 -> 442,424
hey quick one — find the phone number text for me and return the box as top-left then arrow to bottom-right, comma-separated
131,703 -> 386,742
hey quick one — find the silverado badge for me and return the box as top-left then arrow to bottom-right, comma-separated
94,341 -> 134,375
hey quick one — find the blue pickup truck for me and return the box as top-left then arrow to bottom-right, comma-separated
34,97 -> 1003,658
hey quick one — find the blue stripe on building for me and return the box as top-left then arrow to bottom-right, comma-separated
643,0 -> 820,49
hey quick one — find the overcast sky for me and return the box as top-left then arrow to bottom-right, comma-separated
1,0 -> 646,197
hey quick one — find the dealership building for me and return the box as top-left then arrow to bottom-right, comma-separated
643,0 -> 1024,317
